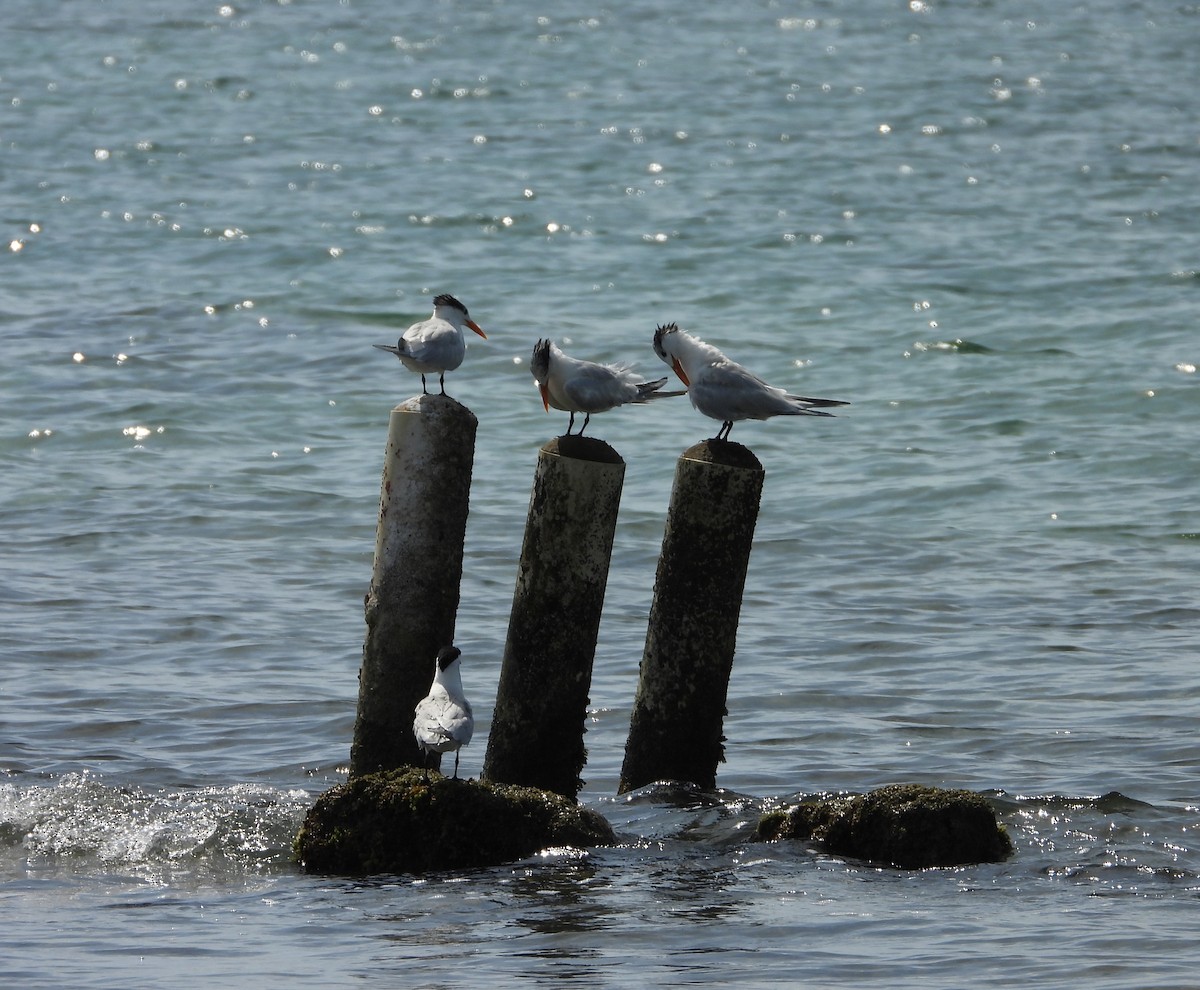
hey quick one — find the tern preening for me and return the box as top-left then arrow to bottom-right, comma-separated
413,645 -> 474,778
529,337 -> 682,436
374,293 -> 487,396
652,322 -> 847,441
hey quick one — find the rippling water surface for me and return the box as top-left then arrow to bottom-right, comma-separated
3,1 -> 1198,986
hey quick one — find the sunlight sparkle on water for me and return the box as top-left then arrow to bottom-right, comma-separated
123,425 -> 164,441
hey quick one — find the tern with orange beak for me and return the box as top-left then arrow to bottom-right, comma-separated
652,322 -> 847,441
529,337 -> 682,436
413,645 -> 474,779
374,293 -> 487,396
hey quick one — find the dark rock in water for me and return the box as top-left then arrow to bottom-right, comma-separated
755,783 -> 1013,869
295,768 -> 617,874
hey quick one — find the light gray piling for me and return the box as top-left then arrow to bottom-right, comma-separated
350,394 -> 477,779
483,435 -> 625,798
618,440 -> 764,794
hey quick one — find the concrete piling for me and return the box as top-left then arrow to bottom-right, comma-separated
483,435 -> 625,798
350,395 -> 477,779
618,440 -> 764,794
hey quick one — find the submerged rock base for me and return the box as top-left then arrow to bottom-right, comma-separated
755,783 -> 1013,869
295,768 -> 617,874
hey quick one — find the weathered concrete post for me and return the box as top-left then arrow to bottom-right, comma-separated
483,435 -> 625,798
350,394 -> 477,778
618,440 -> 764,794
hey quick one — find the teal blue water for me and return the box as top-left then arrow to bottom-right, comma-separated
3,1 -> 1198,986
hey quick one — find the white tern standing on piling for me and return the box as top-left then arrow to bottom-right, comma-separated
652,322 -> 848,441
529,337 -> 684,436
413,645 -> 474,778
373,293 -> 487,396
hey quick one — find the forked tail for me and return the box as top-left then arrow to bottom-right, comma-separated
636,377 -> 687,401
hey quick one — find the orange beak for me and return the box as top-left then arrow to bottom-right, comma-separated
466,319 -> 487,339
538,382 -> 550,412
671,358 -> 690,387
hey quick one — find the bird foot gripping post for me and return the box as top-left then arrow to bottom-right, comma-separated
619,440 -> 764,794
350,395 -> 477,779
483,435 -> 625,799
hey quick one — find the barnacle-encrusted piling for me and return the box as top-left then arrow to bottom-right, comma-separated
619,440 -> 764,793
483,435 -> 625,798
350,395 -> 477,778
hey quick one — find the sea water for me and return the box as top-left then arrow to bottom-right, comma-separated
2,1 -> 1198,986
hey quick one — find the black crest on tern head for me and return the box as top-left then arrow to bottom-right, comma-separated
433,293 -> 469,316
653,322 -> 679,360
436,645 -> 462,671
530,338 -> 552,379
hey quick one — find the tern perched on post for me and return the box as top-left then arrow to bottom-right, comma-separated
652,322 -> 847,441
529,337 -> 682,436
374,293 -> 487,396
413,645 -> 474,779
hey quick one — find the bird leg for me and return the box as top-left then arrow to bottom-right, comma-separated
579,412 -> 591,436
713,421 -> 734,441
419,374 -> 429,395
566,411 -> 576,435
453,750 -> 461,779
438,372 -> 446,395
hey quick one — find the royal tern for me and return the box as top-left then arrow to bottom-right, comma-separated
529,337 -> 682,435
374,293 -> 487,395
652,322 -> 847,441
413,645 -> 474,778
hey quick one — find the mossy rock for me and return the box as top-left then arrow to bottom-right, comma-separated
755,783 -> 1013,869
295,768 -> 617,874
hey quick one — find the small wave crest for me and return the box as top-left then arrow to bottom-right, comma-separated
0,772 -> 310,882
